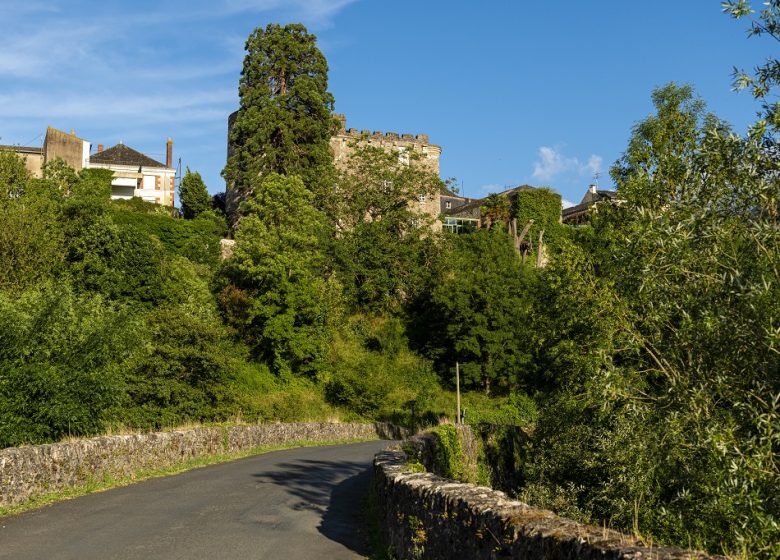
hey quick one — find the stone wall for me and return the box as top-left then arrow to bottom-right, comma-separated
0,421 -> 405,508
374,441 -> 727,560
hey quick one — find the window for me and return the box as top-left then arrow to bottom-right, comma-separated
445,201 -> 452,209
418,194 -> 426,203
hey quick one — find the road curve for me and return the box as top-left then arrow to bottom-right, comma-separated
0,440 -> 393,560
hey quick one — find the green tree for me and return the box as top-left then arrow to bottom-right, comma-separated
220,173 -> 337,375
331,144 -> 444,312
0,154 -> 65,291
480,193 -> 510,229
223,23 -> 336,214
525,85 -> 780,558
424,228 -> 532,395
610,83 -> 712,210
0,286 -> 139,447
723,0 -> 780,131
0,149 -> 31,199
179,168 -> 211,219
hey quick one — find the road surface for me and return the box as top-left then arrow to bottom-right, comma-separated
0,440 -> 392,560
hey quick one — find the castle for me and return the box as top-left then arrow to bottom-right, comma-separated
226,112 -> 447,227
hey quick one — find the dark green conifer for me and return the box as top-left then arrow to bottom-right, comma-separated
179,168 -> 211,219
223,23 -> 336,216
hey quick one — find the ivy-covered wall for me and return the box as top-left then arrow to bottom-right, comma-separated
512,187 -> 569,254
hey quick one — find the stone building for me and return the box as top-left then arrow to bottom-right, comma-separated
0,144 -> 44,177
90,140 -> 176,206
330,114 -> 444,229
225,111 -> 445,226
1,128 -> 176,206
1,127 -> 90,177
561,184 -> 617,225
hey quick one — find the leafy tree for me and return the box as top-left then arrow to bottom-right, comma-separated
0,149 -> 30,198
0,156 -> 65,291
220,173 -> 338,375
179,167 -> 211,219
512,187 -> 566,253
117,306 -> 239,429
480,193 -> 510,228
41,157 -> 79,195
723,0 -> 780,131
525,85 -> 780,558
223,23 -> 336,214
610,82 -> 712,210
331,144 -> 444,311
0,286 -> 139,447
423,228 -> 533,395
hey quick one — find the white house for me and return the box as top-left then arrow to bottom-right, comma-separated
89,139 -> 176,206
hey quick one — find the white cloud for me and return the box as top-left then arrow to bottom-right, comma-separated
532,146 -> 577,181
222,0 -> 357,17
531,146 -> 603,182
0,89 -> 235,121
585,154 -> 603,177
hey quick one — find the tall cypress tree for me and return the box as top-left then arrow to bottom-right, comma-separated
223,23 -> 336,217
179,168 -> 211,219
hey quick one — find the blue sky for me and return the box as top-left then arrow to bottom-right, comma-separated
0,1 -> 771,205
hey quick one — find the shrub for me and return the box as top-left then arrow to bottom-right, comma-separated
0,286 -> 139,447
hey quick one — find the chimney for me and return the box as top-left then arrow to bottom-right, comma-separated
588,184 -> 598,194
97,144 -> 104,153
166,138 -> 173,168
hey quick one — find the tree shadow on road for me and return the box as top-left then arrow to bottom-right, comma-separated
253,458 -> 373,555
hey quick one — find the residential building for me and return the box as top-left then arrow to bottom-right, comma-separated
1,128 -> 176,206
1,127 -> 89,176
89,139 -> 176,206
561,184 -> 617,225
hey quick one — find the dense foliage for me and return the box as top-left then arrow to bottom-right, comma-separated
516,84 -> 780,558
223,23 -> 336,214
1,16 -> 778,557
179,168 -> 211,219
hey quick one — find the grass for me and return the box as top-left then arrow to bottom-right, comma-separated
0,436 -> 376,519
362,484 -> 396,560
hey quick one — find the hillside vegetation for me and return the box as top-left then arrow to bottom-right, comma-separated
1,12 -> 779,558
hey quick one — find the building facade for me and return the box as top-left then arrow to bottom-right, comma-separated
1,128 -> 175,206
561,184 -> 617,225
89,140 -> 176,206
226,111 -> 445,226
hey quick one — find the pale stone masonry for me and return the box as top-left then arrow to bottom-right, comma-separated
0,422 -> 408,508
226,111 -> 445,228
330,114 -> 444,230
374,433 -> 728,560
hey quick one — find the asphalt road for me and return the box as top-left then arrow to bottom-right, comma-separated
0,440 -> 393,560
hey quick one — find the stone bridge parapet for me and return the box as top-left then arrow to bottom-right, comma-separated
0,421 -> 406,508
374,441 -> 727,560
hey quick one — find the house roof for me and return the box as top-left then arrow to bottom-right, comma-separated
0,145 -> 42,154
562,189 -> 619,222
90,143 -> 168,168
443,198 -> 482,218
580,188 -> 616,205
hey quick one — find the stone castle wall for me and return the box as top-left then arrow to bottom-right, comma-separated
225,112 -> 444,227
374,435 -> 726,560
330,115 -> 443,230
0,422 -> 405,508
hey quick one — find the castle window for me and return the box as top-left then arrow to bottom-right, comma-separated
445,201 -> 452,209
418,194 -> 426,203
